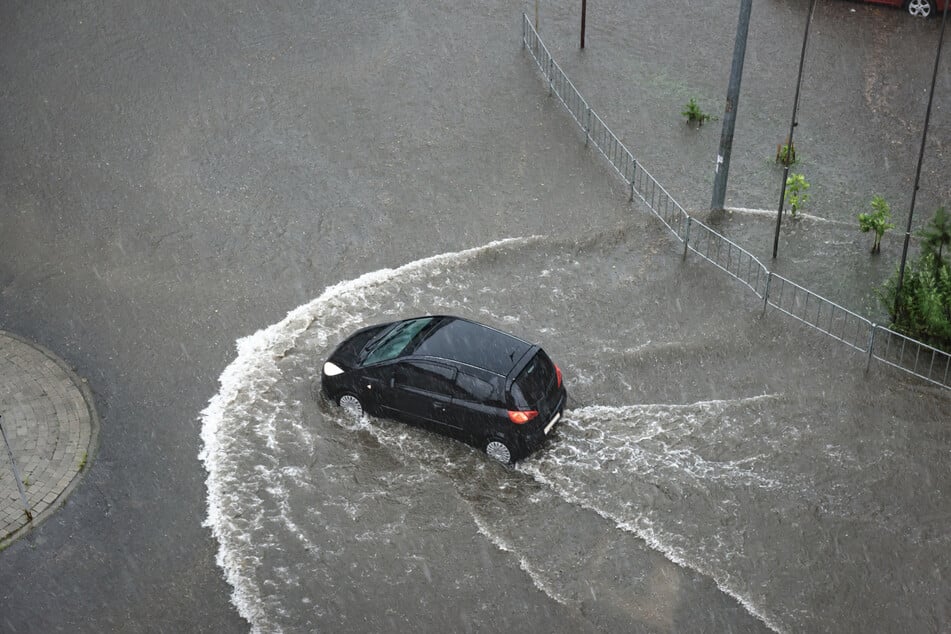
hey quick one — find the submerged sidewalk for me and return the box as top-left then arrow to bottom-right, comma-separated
0,331 -> 99,549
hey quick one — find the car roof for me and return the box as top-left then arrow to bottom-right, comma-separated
411,316 -> 535,376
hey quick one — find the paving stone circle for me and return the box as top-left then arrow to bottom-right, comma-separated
0,331 -> 99,549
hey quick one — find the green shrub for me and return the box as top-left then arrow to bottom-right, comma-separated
681,98 -> 713,126
919,206 -> 951,263
858,195 -> 895,254
879,252 -> 951,351
784,173 -> 810,218
776,142 -> 797,166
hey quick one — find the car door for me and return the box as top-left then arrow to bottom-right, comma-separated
449,369 -> 506,445
381,360 -> 462,435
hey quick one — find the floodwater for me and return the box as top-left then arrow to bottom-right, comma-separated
2,0 -> 951,632
202,232 -> 950,633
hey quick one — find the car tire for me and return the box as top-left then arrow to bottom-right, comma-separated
338,393 -> 365,419
907,0 -> 933,18
485,438 -> 515,464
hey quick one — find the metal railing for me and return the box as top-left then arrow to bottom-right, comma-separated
521,13 -> 951,391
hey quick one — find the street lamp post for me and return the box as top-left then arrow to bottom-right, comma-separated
581,0 -> 587,49
711,0 -> 753,212
772,0 -> 817,259
894,2 -> 949,317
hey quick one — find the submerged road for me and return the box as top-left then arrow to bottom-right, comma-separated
2,0 -> 949,631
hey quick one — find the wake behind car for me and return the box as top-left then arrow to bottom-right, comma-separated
321,316 -> 567,463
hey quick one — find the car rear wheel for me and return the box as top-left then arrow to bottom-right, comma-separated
485,439 -> 514,464
338,393 -> 364,419
907,0 -> 933,18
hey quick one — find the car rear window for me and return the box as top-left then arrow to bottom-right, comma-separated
510,351 -> 556,409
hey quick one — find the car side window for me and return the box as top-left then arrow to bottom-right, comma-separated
395,361 -> 456,396
454,371 -> 496,403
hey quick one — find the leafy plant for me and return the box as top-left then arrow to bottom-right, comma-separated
919,206 -> 951,264
879,252 -> 951,351
681,98 -> 713,126
784,173 -> 810,218
776,141 -> 797,166
857,195 -> 895,254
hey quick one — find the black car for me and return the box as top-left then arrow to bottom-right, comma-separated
320,316 -> 567,463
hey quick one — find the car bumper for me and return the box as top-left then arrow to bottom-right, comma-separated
516,389 -> 567,458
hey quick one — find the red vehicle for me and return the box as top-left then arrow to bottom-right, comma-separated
862,0 -> 950,18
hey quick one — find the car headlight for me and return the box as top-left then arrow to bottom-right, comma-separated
322,361 -> 345,377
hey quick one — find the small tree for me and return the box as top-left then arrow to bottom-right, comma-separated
681,98 -> 713,126
857,195 -> 895,254
919,206 -> 951,265
784,173 -> 810,218
775,141 -> 797,166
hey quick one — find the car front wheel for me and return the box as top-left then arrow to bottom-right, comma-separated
485,439 -> 515,464
907,0 -> 933,18
338,393 -> 365,419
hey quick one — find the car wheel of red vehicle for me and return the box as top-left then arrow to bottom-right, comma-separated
485,439 -> 514,464
907,0 -> 933,18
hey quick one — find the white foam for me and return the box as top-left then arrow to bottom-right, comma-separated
198,237 -> 541,632
468,511 -> 571,607
199,239 -> 789,633
520,396 -> 788,634
724,206 -> 842,225
536,474 -> 786,634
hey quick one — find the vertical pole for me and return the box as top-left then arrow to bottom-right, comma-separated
762,271 -> 772,316
580,0 -> 587,49
683,217 -> 693,260
584,107 -> 591,146
0,415 -> 33,521
866,326 -> 877,374
772,0 -> 817,259
710,0 -> 753,212
535,0 -> 539,31
895,2 -> 949,316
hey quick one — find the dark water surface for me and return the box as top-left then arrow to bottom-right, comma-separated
201,233 -> 950,633
2,0 -> 950,632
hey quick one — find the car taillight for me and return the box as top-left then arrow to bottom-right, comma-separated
508,410 -> 539,424
555,364 -> 562,388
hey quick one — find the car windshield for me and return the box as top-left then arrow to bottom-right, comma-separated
361,317 -> 434,365
510,351 -> 556,409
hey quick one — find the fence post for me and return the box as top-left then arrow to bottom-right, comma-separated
522,13 -> 526,48
0,415 -> 33,521
865,325 -> 877,374
584,108 -> 591,146
682,217 -> 692,260
548,58 -> 554,95
762,271 -> 772,317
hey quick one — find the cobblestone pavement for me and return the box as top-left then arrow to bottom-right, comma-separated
0,331 -> 99,549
